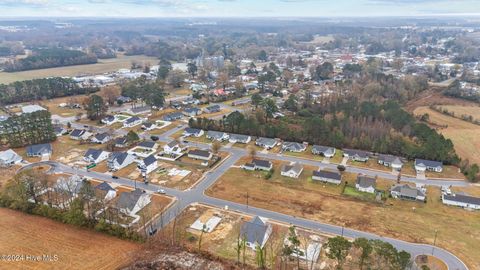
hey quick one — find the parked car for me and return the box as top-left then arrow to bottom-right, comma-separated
112,175 -> 119,179
156,189 -> 166,194
151,135 -> 159,141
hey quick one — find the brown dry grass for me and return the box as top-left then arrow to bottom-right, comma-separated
414,106 -> 480,164
207,167 -> 480,269
0,208 -> 140,270
0,55 -> 159,84
437,104 -> 480,122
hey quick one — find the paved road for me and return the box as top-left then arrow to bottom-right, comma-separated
21,122 -> 470,270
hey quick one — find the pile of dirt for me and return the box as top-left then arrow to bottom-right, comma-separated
123,244 -> 252,270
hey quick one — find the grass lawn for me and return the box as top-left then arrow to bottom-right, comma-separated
0,54 -> 159,84
342,185 -> 376,201
207,166 -> 480,269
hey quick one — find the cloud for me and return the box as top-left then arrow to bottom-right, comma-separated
0,0 -> 49,6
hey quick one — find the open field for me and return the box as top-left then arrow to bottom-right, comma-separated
0,208 -> 140,270
0,55 -> 159,84
436,104 -> 480,122
404,88 -> 478,113
207,166 -> 480,269
414,106 -> 480,164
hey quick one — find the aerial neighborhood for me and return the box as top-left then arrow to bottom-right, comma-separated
0,13 -> 479,270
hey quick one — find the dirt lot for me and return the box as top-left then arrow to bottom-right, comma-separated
207,166 -> 480,269
414,106 -> 480,164
0,55 -> 159,84
0,208 -> 140,270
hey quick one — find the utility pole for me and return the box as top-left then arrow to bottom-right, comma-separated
341,226 -> 344,237
246,191 -> 249,212
431,230 -> 438,255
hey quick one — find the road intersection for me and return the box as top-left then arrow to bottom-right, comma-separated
23,118 -> 469,270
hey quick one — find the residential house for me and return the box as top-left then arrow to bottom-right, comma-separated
204,104 -> 221,114
390,184 -> 426,202
188,149 -> 213,161
117,96 -> 132,104
206,130 -> 229,141
138,155 -> 158,174
311,145 -> 336,158
229,133 -> 251,144
83,149 -> 110,164
355,175 -> 376,193
282,142 -> 307,153
0,149 -> 22,166
116,189 -> 151,216
415,159 -> 443,173
183,128 -> 204,137
141,122 -> 157,131
255,137 -> 277,149
243,159 -> 273,171
70,129 -> 92,141
101,115 -> 116,125
91,133 -> 111,144
240,216 -> 273,250
53,126 -> 67,136
312,170 -> 342,185
280,162 -> 304,178
138,141 -> 158,150
26,143 -> 52,157
442,193 -> 480,210
107,152 -> 135,171
123,116 -> 142,128
163,140 -> 184,156
343,149 -> 370,162
114,137 -> 128,148
378,154 -> 403,171
183,107 -> 202,117
128,106 -> 151,115
163,112 -> 183,121
95,182 -> 117,201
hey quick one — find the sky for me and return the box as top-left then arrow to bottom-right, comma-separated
0,0 -> 479,18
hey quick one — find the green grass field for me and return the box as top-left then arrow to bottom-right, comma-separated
0,54 -> 159,84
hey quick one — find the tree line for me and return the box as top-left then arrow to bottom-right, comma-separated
3,48 -> 98,72
190,98 -> 459,164
0,110 -> 56,148
0,77 -> 98,105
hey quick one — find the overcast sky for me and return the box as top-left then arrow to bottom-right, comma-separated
0,0 -> 479,18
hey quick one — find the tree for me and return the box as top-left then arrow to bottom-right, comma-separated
353,238 -> 372,270
262,98 -> 278,122
258,50 -> 268,61
247,146 -> 257,160
283,94 -> 298,112
86,94 -> 107,120
251,93 -> 263,109
315,62 -> 334,80
326,236 -> 352,269
287,226 -> 302,269
167,69 -> 186,88
126,130 -> 139,144
211,141 -> 221,154
187,62 -> 198,78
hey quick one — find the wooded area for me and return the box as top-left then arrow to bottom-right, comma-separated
0,110 -> 56,147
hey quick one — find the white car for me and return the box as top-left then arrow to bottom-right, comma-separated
156,189 -> 166,194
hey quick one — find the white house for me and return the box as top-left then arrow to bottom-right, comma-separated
141,122 -> 157,131
91,133 -> 111,144
312,170 -> 342,185
101,115 -> 116,125
415,159 -> 443,173
84,149 -> 110,164
255,137 -> 277,149
390,184 -> 426,202
70,129 -> 92,141
442,193 -> 480,210
188,149 -> 213,161
138,155 -> 158,174
206,130 -> 229,141
240,216 -> 272,250
107,152 -> 135,171
0,149 -> 22,166
311,145 -> 335,158
242,159 -> 272,172
95,182 -> 117,201
280,162 -> 304,178
355,175 -> 376,194
123,116 -> 143,128
163,140 -> 184,156
184,128 -> 204,137
378,154 -> 403,171
116,189 -> 151,216
229,133 -> 251,144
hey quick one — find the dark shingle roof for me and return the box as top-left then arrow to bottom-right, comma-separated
26,143 -> 52,155
116,189 -> 145,211
240,216 -> 270,245
252,159 -> 271,168
356,175 -> 376,189
138,141 -> 156,149
188,149 -> 211,158
415,159 -> 443,168
313,170 -> 341,180
443,194 -> 480,205
96,182 -> 115,192
84,148 -> 103,160
143,155 -> 157,166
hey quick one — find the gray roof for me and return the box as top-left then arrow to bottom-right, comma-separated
143,155 -> 157,166
344,149 -> 370,158
312,145 -> 335,156
313,170 -> 341,181
184,128 -> 202,135
166,140 -> 179,148
252,159 -> 272,168
415,159 -> 443,168
164,112 -> 183,120
138,141 -> 156,149
184,107 -> 200,114
116,189 -> 145,211
256,137 -> 276,147
281,162 -> 303,174
115,136 -> 128,145
131,106 -> 151,114
391,184 -> 425,198
109,152 -> 130,165
26,143 -> 52,155
84,148 -> 104,161
96,182 -> 115,192
207,130 -> 227,139
70,129 -> 86,137
229,133 -> 250,142
283,142 -> 306,151
356,175 -> 376,189
443,194 -> 480,205
188,149 -> 211,158
379,154 -> 403,165
240,216 -> 270,245
125,116 -> 141,124
103,115 -> 115,122
94,133 -> 109,141
206,104 -> 220,111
